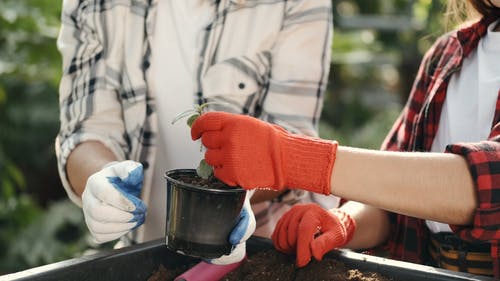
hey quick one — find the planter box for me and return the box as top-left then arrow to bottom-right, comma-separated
0,237 -> 494,281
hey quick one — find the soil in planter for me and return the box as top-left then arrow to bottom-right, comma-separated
147,250 -> 393,281
222,250 -> 393,281
173,174 -> 230,190
147,262 -> 197,281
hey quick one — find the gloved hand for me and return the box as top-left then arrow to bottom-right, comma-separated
271,203 -> 356,267
191,112 -> 338,195
206,191 -> 256,265
82,160 -> 147,243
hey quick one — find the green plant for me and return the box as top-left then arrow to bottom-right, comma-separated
0,0 -> 63,205
1,200 -> 89,273
171,102 -> 217,179
0,2 -> 102,274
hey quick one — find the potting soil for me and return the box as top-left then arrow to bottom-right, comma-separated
173,173 -> 230,189
147,249 -> 393,281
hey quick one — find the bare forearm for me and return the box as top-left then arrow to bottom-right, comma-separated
340,201 -> 390,250
331,146 -> 477,225
66,141 -> 117,197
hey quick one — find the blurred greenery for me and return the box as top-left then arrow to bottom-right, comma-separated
0,0 -> 63,204
0,0 -> 448,275
0,0 -> 92,275
321,0 -> 446,147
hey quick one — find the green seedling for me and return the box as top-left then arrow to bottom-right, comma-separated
171,102 -> 219,179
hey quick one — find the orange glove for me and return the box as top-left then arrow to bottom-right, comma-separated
271,204 -> 356,267
190,112 -> 338,195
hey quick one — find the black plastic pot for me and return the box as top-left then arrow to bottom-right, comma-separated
164,169 -> 247,259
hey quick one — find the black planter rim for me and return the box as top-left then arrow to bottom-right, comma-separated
164,169 -> 246,194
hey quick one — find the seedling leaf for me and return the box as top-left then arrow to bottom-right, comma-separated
187,114 -> 200,128
172,102 -> 230,179
196,159 -> 213,179
172,109 -> 198,125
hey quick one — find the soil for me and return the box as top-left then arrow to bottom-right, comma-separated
173,173 -> 231,190
146,262 -> 197,281
147,250 -> 393,281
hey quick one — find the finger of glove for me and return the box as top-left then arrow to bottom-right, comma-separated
90,229 -> 131,244
229,195 -> 256,245
311,213 -> 348,261
85,216 -> 137,235
201,131 -> 225,149
272,213 -> 289,253
286,205 -> 312,253
106,161 -> 144,197
311,230 -> 345,262
213,166 -> 238,187
82,193 -> 144,233
89,165 -> 146,214
83,191 -> 135,223
191,112 -> 228,140
272,209 -> 297,254
204,149 -> 224,167
207,242 -> 246,265
272,205 -> 308,254
296,212 -> 323,267
87,179 -> 145,213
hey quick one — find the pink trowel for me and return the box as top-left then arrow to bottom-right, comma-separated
174,259 -> 244,281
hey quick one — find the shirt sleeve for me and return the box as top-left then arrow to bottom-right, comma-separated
260,0 -> 333,137
55,0 -> 129,206
446,128 -> 500,242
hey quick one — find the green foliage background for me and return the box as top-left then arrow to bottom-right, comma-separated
0,0 -> 447,275
0,0 -> 90,274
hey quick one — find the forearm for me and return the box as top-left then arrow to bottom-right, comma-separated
66,141 -> 117,197
331,146 -> 477,225
340,201 -> 390,250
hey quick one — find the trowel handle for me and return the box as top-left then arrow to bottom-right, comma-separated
174,260 -> 244,281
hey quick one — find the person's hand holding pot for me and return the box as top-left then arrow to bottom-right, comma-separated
206,190 -> 256,265
190,112 -> 338,195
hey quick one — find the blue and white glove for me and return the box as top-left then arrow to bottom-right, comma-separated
207,191 -> 256,265
82,160 -> 147,243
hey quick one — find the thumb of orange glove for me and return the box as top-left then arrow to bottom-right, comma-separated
271,204 -> 356,267
190,112 -> 338,195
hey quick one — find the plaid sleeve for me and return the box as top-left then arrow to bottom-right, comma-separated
446,135 -> 500,242
260,0 -> 332,137
55,0 -> 130,206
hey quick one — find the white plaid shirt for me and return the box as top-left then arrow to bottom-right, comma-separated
56,0 -> 334,237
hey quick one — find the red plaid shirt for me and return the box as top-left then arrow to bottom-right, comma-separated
381,16 -> 500,277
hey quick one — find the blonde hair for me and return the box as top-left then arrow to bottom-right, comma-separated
445,0 -> 500,30
445,1 -> 479,30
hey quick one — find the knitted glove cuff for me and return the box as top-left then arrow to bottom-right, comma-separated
280,133 -> 338,195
